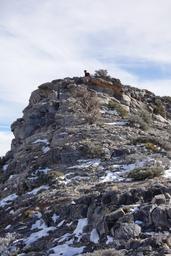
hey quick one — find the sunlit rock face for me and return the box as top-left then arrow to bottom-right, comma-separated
0,74 -> 171,255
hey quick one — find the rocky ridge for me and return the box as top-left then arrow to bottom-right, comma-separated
0,73 -> 171,255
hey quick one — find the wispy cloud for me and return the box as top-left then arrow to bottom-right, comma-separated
1,0 -> 171,155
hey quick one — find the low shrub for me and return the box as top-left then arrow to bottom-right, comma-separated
94,69 -> 110,79
128,166 -> 164,181
36,170 -> 64,185
107,100 -> 128,118
128,110 -> 152,130
153,99 -> 166,118
80,140 -> 105,158
132,135 -> 171,151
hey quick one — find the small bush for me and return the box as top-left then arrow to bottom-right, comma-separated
94,69 -> 110,79
132,135 -> 171,151
107,100 -> 128,118
37,170 -> 64,185
128,110 -> 152,130
128,166 -> 164,181
80,140 -> 105,158
153,99 -> 166,118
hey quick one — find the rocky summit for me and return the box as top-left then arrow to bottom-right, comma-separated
1,71 -> 171,256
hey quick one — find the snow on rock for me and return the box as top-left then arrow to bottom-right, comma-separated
33,139 -> 49,145
121,160 -> 146,172
57,233 -> 72,243
25,226 -> 56,245
35,167 -> 51,175
101,159 -> 154,183
104,121 -> 127,126
42,146 -> 50,154
68,159 -> 101,169
57,220 -> 65,227
2,164 -> 8,171
90,228 -> 100,244
0,193 -> 18,207
100,109 -> 118,115
129,204 -> 140,213
135,220 -> 144,225
31,219 -> 47,230
106,235 -> 113,245
52,214 -> 60,223
25,214 -> 56,245
27,185 -> 49,195
5,224 -> 11,230
73,218 -> 88,241
49,244 -> 85,256
163,167 -> 171,179
101,171 -> 124,183
59,172 -> 90,185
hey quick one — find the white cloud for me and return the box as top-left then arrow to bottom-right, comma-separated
0,131 -> 13,157
137,79 -> 171,96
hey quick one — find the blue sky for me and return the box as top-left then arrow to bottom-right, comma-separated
1,0 -> 171,156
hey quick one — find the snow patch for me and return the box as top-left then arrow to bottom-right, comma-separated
101,171 -> 124,182
104,121 -> 127,126
49,244 -> 85,256
31,219 -> 47,230
0,193 -> 18,207
73,218 -> 88,241
52,214 -> 60,223
5,225 -> 11,230
2,164 -> 8,171
135,220 -> 144,225
90,228 -> 100,244
101,159 -> 153,183
42,146 -> 50,154
100,109 -> 118,115
27,185 -> 49,195
69,159 -> 101,169
25,226 -> 55,245
25,215 -> 56,245
58,233 -> 72,243
163,167 -> 171,178
57,220 -> 65,227
35,167 -> 51,175
33,139 -> 49,145
106,235 -> 113,244
129,204 -> 140,213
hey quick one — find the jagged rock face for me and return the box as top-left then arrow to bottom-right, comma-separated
1,76 -> 171,255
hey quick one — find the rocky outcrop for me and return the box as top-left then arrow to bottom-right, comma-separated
0,74 -> 171,255
89,78 -> 124,98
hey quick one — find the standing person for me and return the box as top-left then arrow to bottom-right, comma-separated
84,70 -> 91,83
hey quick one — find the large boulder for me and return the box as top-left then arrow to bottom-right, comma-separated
151,206 -> 171,229
111,223 -> 141,240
